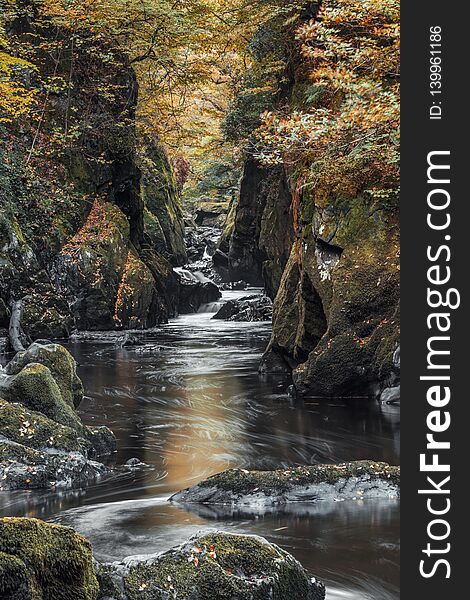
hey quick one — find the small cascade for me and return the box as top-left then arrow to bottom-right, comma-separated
197,301 -> 225,314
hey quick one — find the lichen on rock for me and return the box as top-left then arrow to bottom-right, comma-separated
0,342 -> 116,490
170,461 -> 400,507
97,531 -> 325,600
0,518 -> 99,600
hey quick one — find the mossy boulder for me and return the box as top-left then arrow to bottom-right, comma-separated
0,398 -> 115,489
1,364 -> 83,431
98,532 -> 325,600
5,343 -> 83,408
0,518 -> 99,600
0,399 -> 86,454
0,343 -> 116,489
171,461 -> 400,506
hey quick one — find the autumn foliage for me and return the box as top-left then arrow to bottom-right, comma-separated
255,0 -> 400,202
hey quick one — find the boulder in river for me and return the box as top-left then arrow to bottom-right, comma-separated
176,268 -> 221,313
0,518 -> 325,600
212,294 -> 272,322
4,342 -> 84,408
170,461 -> 400,507
0,343 -> 116,490
0,517 -> 99,600
97,531 -> 325,600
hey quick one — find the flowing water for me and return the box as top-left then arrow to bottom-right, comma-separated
0,289 -> 400,600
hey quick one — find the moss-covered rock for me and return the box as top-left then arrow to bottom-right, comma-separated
1,364 -> 83,431
99,532 -> 325,600
261,196 -> 400,397
0,342 -> 116,489
5,342 -> 84,409
140,140 -> 187,266
0,518 -> 99,600
114,251 -> 158,330
56,200 -> 131,331
0,398 -> 86,454
0,397 -> 115,489
171,461 -> 400,506
54,200 -> 181,331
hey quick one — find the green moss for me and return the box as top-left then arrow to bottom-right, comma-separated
0,398 -> 87,454
198,461 -> 400,496
124,532 -> 320,600
0,518 -> 99,600
138,140 -> 187,265
0,441 -> 45,465
8,344 -> 83,409
4,363 -> 84,432
0,551 -> 33,599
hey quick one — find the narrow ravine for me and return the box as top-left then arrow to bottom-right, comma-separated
0,289 -> 399,599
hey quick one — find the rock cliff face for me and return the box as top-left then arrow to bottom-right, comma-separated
246,171 -> 400,398
225,2 -> 400,400
229,147 -> 400,399
226,118 -> 399,400
228,158 -> 294,297
0,3 -> 186,342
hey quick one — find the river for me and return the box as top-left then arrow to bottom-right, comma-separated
0,289 -> 400,600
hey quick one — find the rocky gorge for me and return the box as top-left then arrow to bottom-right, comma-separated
1,1 -> 400,598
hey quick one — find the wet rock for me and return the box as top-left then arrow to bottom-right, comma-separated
185,226 -> 221,263
176,269 -> 221,314
0,344 -> 116,490
115,333 -> 141,348
0,442 -> 108,491
125,457 -> 143,467
4,342 -> 84,408
194,201 -> 229,227
228,280 -> 247,291
212,249 -> 229,269
380,385 -> 400,405
97,531 -> 325,600
0,331 -> 10,355
171,461 -> 400,507
258,349 -> 292,375
0,299 -> 10,328
212,294 -> 272,322
0,518 -> 99,598
87,426 -> 118,459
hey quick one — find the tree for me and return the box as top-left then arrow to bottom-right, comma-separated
254,0 -> 400,202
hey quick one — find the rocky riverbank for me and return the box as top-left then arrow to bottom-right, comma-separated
0,342 -> 115,490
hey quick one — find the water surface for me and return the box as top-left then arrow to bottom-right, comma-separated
0,290 -> 400,600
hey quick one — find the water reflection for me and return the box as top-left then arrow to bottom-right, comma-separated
0,290 -> 400,599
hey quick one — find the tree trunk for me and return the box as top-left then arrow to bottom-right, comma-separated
9,300 -> 26,353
